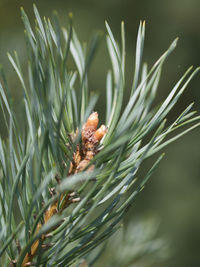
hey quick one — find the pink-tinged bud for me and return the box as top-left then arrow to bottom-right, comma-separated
86,112 -> 99,130
94,125 -> 107,141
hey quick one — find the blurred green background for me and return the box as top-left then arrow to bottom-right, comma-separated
0,0 -> 200,266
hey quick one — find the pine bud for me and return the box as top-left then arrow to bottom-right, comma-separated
85,112 -> 99,130
94,125 -> 107,141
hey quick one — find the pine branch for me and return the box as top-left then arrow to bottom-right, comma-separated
0,5 -> 199,266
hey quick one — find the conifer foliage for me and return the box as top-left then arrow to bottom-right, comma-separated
0,5 -> 199,266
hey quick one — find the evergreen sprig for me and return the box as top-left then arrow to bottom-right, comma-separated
0,5 -> 199,266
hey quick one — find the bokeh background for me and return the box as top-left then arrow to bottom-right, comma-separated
0,0 -> 200,266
